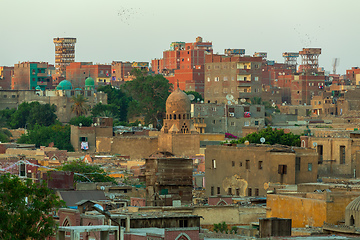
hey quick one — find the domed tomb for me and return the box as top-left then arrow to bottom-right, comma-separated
345,196 -> 360,227
56,80 -> 73,90
163,86 -> 193,134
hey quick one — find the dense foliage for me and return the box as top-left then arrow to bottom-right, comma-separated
0,173 -> 64,239
0,102 -> 57,129
96,85 -> 130,122
60,160 -> 116,183
233,127 -> 301,147
123,69 -> 172,126
17,124 -> 74,151
69,116 -> 93,127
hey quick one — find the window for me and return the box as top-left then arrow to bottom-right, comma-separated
278,165 -> 287,174
212,159 -> 216,169
255,121 -> 259,126
228,188 -> 232,195
255,64 -> 259,69
80,137 -> 88,142
211,186 -> 214,195
240,162 -> 242,167
217,187 -> 220,194
232,161 -> 235,167
317,145 -> 323,164
308,163 -> 312,171
179,219 -> 188,228
255,76 -> 259,81
215,77 -> 219,82
340,146 -> 346,164
212,120 -> 216,124
224,76 -> 228,81
258,161 -> 263,170
248,188 -> 252,196
19,163 -> 26,177
207,77 -> 210,82
257,107 -> 261,112
236,188 -> 240,196
244,106 -> 250,112
255,188 -> 259,196
231,122 -> 235,126
295,157 -> 301,171
244,121 -> 250,126
246,160 -> 250,169
12,95 -> 15,98
3,95 -> 6,98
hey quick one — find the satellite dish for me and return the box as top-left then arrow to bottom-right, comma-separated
228,101 -> 232,105
240,98 -> 246,103
100,186 -> 105,190
260,137 -> 266,143
93,204 -> 104,212
313,142 -> 317,147
226,94 -> 234,100
188,94 -> 195,101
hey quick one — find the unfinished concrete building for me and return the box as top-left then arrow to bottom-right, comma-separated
53,37 -> 76,77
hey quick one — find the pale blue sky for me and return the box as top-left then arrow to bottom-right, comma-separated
0,0 -> 359,74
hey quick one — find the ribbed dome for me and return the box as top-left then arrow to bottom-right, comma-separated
85,77 -> 95,86
346,196 -> 360,211
57,80 -> 72,90
166,87 -> 191,114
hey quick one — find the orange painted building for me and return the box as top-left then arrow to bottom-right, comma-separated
151,36 -> 213,96
267,192 -> 360,228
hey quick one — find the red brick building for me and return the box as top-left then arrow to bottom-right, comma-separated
151,36 -> 213,96
66,62 -> 111,88
261,62 -> 293,86
291,74 -> 325,105
0,66 -> 14,90
346,67 -> 360,85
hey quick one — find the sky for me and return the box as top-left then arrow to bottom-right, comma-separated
0,0 -> 359,74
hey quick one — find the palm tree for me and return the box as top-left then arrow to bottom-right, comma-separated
71,94 -> 89,117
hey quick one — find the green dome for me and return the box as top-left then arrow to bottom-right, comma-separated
85,77 -> 95,86
35,86 -> 41,90
57,80 -> 72,90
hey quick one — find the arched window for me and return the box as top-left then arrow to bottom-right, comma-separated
174,114 -> 177,120
179,114 -> 181,119
183,114 -> 186,119
170,114 -> 172,119
350,215 -> 355,226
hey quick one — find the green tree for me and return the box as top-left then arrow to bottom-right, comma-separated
96,85 -> 130,122
26,103 -> 57,129
60,160 -> 116,184
71,94 -> 89,117
123,69 -> 172,125
69,116 -> 93,127
0,128 -> 12,143
233,126 -> 300,147
213,222 -> 228,233
91,102 -> 123,121
8,102 -> 33,129
0,108 -> 16,127
17,124 -> 74,151
0,173 -> 64,239
185,91 -> 203,103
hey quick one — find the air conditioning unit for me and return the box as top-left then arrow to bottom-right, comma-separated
229,112 -> 235,117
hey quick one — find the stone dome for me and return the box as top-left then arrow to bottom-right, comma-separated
166,87 -> 191,114
346,196 -> 360,211
85,77 -> 95,86
57,80 -> 72,90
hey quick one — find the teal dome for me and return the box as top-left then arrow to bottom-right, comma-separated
35,86 -> 41,90
57,80 -> 72,90
85,77 -> 95,86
